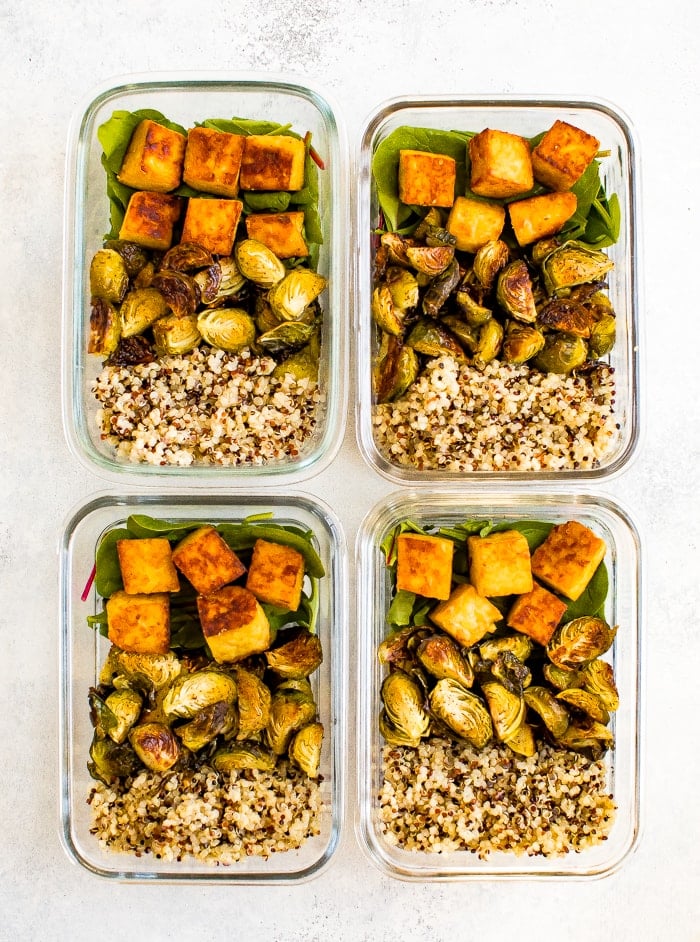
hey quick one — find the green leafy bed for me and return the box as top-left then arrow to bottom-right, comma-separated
372,126 -> 620,248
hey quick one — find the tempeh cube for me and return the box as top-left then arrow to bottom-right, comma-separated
239,134 -> 306,191
197,585 -> 271,663
171,526 -> 246,595
531,520 -> 606,601
395,533 -> 454,600
180,197 -> 243,255
446,196 -> 506,252
468,530 -> 533,597
106,590 -> 171,655
531,120 -> 600,191
430,583 -> 502,647
246,539 -> 305,611
469,129 -> 534,199
506,581 -> 568,646
117,119 -> 187,192
398,150 -> 456,207
245,211 -> 309,258
183,126 -> 245,197
116,538 -> 180,595
508,191 -> 578,246
118,191 -> 182,251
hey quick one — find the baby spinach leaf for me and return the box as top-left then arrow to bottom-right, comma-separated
563,562 -> 609,621
126,514 -> 200,540
94,527 -> 131,598
387,589 -> 417,626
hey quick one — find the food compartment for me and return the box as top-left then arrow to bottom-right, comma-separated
357,97 -> 640,482
59,493 -> 347,882
356,490 -> 641,879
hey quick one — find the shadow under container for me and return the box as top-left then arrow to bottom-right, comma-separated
356,96 -> 640,484
63,74 -> 348,486
59,492 -> 347,883
356,490 -> 641,880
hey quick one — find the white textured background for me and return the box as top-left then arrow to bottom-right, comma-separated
1,1 -> 698,939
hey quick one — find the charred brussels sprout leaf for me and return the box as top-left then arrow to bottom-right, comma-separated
129,722 -> 180,772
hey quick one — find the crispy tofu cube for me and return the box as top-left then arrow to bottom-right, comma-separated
506,581 -> 568,646
197,585 -> 271,663
430,583 -> 502,647
246,539 -> 305,611
245,211 -> 309,258
396,533 -> 454,601
469,129 -> 534,199
468,531 -> 533,597
398,149 -> 456,207
531,120 -> 600,191
119,191 -> 182,251
446,196 -> 506,253
117,119 -> 186,192
180,197 -> 243,255
106,590 -> 170,655
171,526 -> 246,595
116,539 -> 180,595
531,521 -> 606,601
183,126 -> 245,197
508,191 -> 578,246
239,134 -> 306,191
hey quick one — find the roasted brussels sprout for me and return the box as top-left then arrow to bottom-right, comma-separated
151,270 -> 201,318
373,333 -> 419,403
104,688 -> 143,744
557,688 -> 610,724
372,284 -> 404,336
90,248 -> 129,303
490,650 -> 532,693
454,283 -> 493,327
266,629 -> 323,679
288,722 -> 324,777
211,742 -> 276,772
235,239 -> 286,287
88,734 -> 139,784
405,243 -> 454,276
473,317 -> 504,369
100,647 -> 182,694
268,268 -> 327,322
378,709 -> 423,748
554,718 -> 614,758
385,266 -> 420,313
106,335 -> 156,366
272,340 -> 320,383
152,314 -> 201,356
197,307 -> 256,352
473,239 -> 510,290
175,700 -> 234,751
501,321 -> 546,365
547,616 -> 617,670
532,333 -> 588,374
88,298 -> 121,356
542,663 -> 583,691
381,670 -> 431,743
104,239 -> 149,278
416,634 -> 474,689
479,634 -> 533,665
439,315 -> 480,353
589,313 -> 617,358
504,722 -> 536,757
195,256 -> 247,305
161,242 -> 213,272
530,237 -> 562,266
541,241 -> 614,293
163,669 -> 237,720
234,668 -> 272,741
581,659 -> 619,711
422,259 -> 460,317
428,679 -> 493,748
406,319 -> 466,360
120,287 -> 169,338
257,320 -> 317,356
537,298 -> 592,338
129,722 -> 181,772
380,231 -> 414,267
523,685 -> 570,738
481,681 -> 525,741
266,688 -> 318,756
496,260 -> 537,324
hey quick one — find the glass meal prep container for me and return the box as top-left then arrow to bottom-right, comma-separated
356,490 -> 642,880
62,74 -> 348,485
356,96 -> 641,483
59,492 -> 347,882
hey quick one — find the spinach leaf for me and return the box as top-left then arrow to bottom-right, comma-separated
242,191 -> 292,213
94,527 -> 131,598
380,519 -> 429,568
387,589 -> 417,626
216,522 -> 325,578
563,562 -> 609,621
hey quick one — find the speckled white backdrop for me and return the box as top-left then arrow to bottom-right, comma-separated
1,0 -> 698,939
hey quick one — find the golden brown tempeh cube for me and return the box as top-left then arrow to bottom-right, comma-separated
239,134 -> 306,191
468,530 -> 533,597
430,583 -> 502,648
183,126 -> 245,197
246,539 -> 305,611
395,533 -> 454,601
398,149 -> 456,207
180,197 -> 243,255
508,191 -> 578,246
245,211 -> 309,258
446,196 -> 506,253
118,191 -> 183,251
106,590 -> 171,655
197,585 -> 271,663
469,129 -> 534,199
117,119 -> 187,192
171,526 -> 246,595
531,120 -> 600,191
531,520 -> 606,601
506,581 -> 568,646
116,538 -> 180,595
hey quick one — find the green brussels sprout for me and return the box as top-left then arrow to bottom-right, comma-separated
195,256 -> 247,305
152,314 -> 201,356
266,628 -> 323,679
99,647 -> 182,694
129,722 -> 180,772
532,333 -> 588,374
422,259 -> 461,317
412,208 -> 445,238
104,688 -> 143,744
151,270 -> 201,318
480,681 -> 525,741
373,333 -> 419,403
288,722 -> 324,777
501,320 -> 545,365
581,659 -> 619,711
554,717 -> 614,758
416,635 -> 474,689
547,616 -> 617,670
589,313 -> 617,357
496,260 -> 537,324
133,260 -> 156,289
523,685 -> 570,738
541,241 -> 615,293
537,298 -> 592,338
88,689 -> 119,740
175,700 -> 235,752
473,317 -> 504,369
530,236 -> 562,266
160,242 -> 213,272
266,688 -> 318,756
473,239 -> 510,290
104,239 -> 150,278
234,668 -> 272,741
439,315 -> 480,353
88,734 -> 139,784
90,248 -> 129,303
268,268 -> 327,322
235,238 -> 286,287
504,722 -> 536,757
406,318 -> 466,360
163,669 -> 237,720
380,231 -> 413,267
428,679 -> 493,749
480,633 -> 533,664
271,340 -> 320,383
120,287 -> 169,338
197,307 -> 256,352
454,283 -> 493,327
556,688 -> 610,725
385,266 -> 419,313
542,663 -> 584,691
381,670 -> 431,743
212,742 -> 276,772
372,284 -> 404,336
378,709 -> 423,748
257,321 -> 317,356
88,297 -> 121,356
406,243 -> 454,276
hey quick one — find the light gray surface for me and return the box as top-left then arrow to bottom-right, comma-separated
1,1 -> 698,939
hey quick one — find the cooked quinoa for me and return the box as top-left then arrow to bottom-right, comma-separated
88,762 -> 323,865
373,356 -> 618,472
380,738 -> 615,858
91,346 -> 322,467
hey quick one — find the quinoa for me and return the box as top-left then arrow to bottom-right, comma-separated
373,356 -> 618,472
91,346 -> 323,467
88,762 -> 323,865
380,738 -> 615,858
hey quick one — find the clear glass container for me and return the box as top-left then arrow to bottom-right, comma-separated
59,492 -> 347,882
356,489 -> 642,879
356,96 -> 641,483
62,74 -> 348,485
